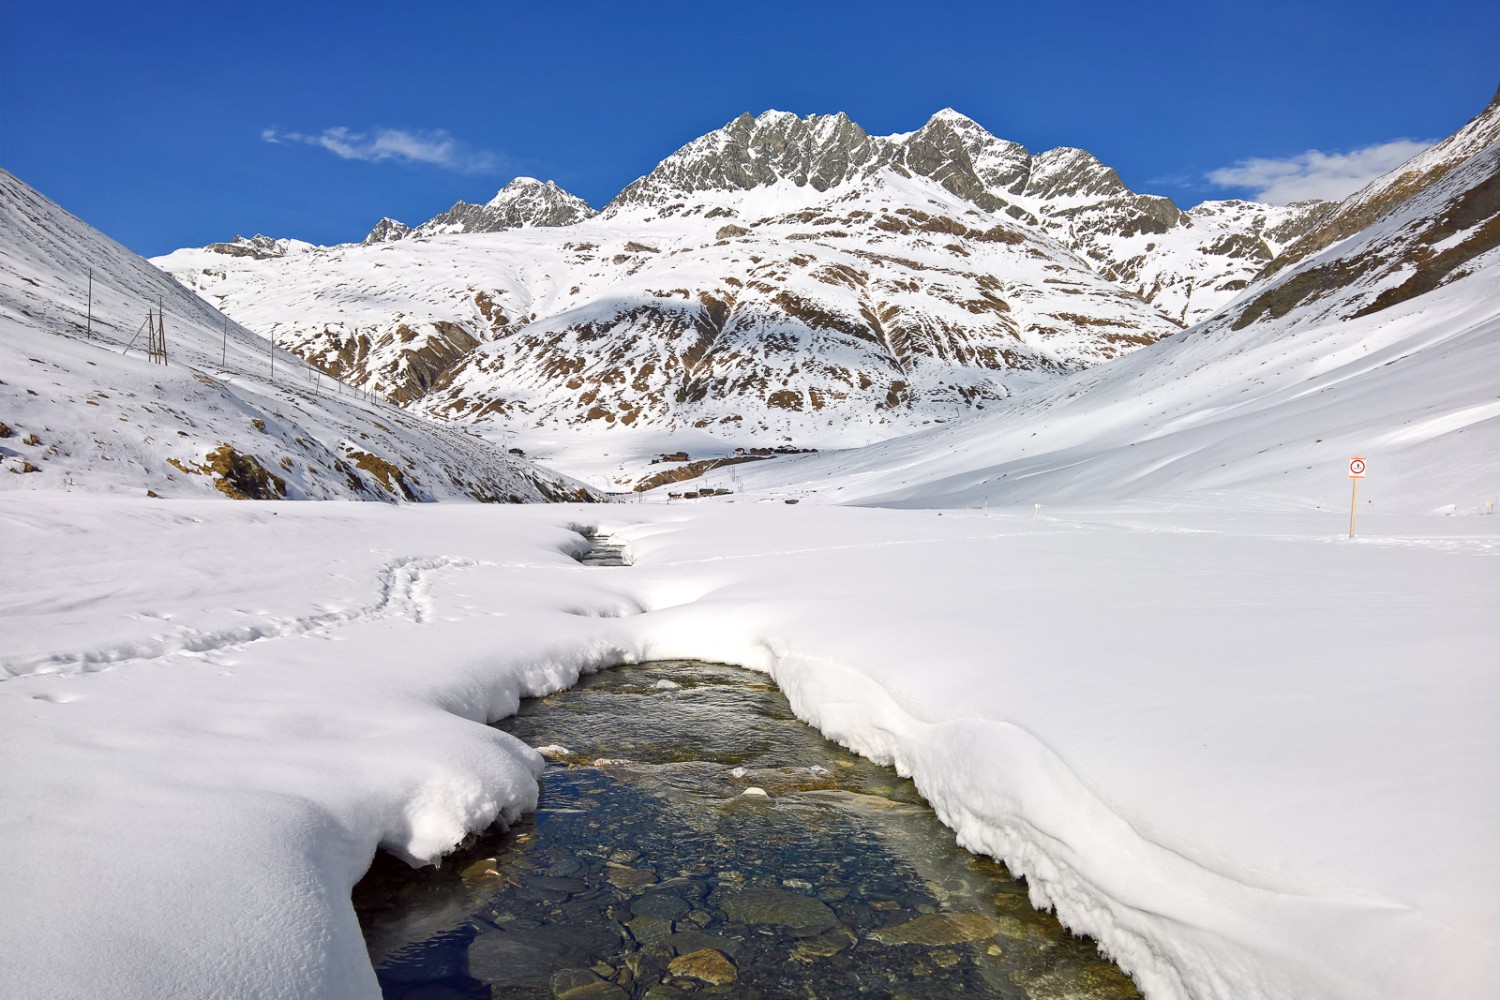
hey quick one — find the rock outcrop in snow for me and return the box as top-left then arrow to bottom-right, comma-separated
366,177 -> 597,244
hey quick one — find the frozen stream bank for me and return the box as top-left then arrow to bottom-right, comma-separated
356,658 -> 1139,999
4,497 -> 1493,1000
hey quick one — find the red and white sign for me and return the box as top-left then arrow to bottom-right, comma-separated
1348,456 -> 1367,478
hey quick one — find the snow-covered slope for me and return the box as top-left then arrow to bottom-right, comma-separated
0,169 -> 599,503
3,498 -> 1494,1000
1265,83 -> 1500,276
155,110 -> 1322,448
732,97 -> 1500,513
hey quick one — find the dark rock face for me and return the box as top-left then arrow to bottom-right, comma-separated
607,109 -> 1167,223
362,218 -> 410,245
611,112 -> 883,206
204,234 -> 292,259
365,178 -> 595,243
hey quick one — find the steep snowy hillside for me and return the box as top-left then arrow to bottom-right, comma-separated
1266,84 -> 1500,275
0,169 -> 598,503
155,110 -> 1323,449
734,99 -> 1500,513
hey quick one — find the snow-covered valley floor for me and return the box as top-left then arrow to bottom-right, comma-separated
2,493 -> 1496,1000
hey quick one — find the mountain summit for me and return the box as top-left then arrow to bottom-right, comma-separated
365,177 -> 595,244
603,109 -> 1330,323
158,108 -> 1344,443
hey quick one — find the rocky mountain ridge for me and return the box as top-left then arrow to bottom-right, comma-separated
601,109 -> 1333,324
155,108 -> 1369,447
365,177 -> 596,244
747,91 -> 1500,511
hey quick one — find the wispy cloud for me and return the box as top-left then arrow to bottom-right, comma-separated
261,126 -> 503,173
1206,138 -> 1434,204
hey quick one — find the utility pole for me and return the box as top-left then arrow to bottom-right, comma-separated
144,298 -> 167,364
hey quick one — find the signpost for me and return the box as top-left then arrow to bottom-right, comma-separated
1347,456 -> 1367,538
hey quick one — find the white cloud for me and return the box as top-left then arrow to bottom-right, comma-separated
261,126 -> 502,173
1206,138 -> 1434,204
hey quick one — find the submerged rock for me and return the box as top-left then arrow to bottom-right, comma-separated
721,887 -> 839,932
550,966 -> 629,1000
870,911 -> 1002,946
667,947 -> 737,985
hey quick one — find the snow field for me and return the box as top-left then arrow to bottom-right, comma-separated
3,494 -> 1495,1000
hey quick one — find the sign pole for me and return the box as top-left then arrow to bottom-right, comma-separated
1347,456 -> 1367,539
1349,475 -> 1359,538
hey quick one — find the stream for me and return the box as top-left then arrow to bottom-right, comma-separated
353,538 -> 1139,999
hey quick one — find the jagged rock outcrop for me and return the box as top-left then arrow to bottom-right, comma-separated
367,178 -> 595,244
363,218 -> 411,245
205,234 -> 312,260
601,109 -> 1332,324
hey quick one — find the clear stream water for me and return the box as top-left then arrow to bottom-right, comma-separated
353,538 -> 1138,1000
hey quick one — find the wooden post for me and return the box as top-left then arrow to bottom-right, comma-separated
221,316 -> 227,368
1349,476 -> 1359,538
269,331 -> 275,380
1348,456 -> 1367,538
86,270 -> 93,340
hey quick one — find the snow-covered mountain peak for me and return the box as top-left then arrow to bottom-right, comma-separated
606,109 -> 883,212
924,107 -> 978,126
1023,146 -> 1134,201
493,175 -> 544,194
363,218 -> 411,245
483,175 -> 583,211
205,233 -> 316,259
157,106 -> 1352,444
362,177 -> 594,244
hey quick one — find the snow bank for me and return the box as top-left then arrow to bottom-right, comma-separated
3,494 -> 1495,999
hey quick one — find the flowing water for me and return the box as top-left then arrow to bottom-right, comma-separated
354,538 -> 1139,999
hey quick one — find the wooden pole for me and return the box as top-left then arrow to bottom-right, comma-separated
86,270 -> 93,340
1349,476 -> 1360,538
122,313 -> 149,356
221,316 -> 227,368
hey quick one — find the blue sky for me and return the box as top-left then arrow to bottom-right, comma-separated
3,1 -> 1494,256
